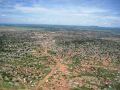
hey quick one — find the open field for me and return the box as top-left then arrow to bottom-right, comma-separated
0,26 -> 120,90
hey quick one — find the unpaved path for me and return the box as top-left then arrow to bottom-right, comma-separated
34,49 -> 118,90
34,43 -> 118,90
34,62 -> 59,90
34,45 -> 68,90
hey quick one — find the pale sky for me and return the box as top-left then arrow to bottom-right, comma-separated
0,0 -> 120,27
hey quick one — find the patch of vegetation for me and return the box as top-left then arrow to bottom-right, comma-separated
47,50 -> 56,55
71,68 -> 118,80
38,87 -> 43,90
70,86 -> 93,90
0,81 -> 26,89
72,55 -> 81,66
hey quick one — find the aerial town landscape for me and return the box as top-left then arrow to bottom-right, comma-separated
0,25 -> 120,90
0,0 -> 120,90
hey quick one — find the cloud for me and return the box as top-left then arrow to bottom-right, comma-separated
15,4 -> 50,13
14,4 -> 108,15
0,14 -> 6,16
0,1 -> 120,27
0,0 -> 3,3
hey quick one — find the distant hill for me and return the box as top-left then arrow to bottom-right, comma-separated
0,24 -> 120,33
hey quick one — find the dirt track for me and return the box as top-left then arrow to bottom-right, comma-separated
34,44 -> 69,90
34,45 -> 118,90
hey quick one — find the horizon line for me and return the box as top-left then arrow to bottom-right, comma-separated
0,23 -> 120,29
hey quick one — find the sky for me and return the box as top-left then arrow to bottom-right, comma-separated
0,0 -> 120,27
